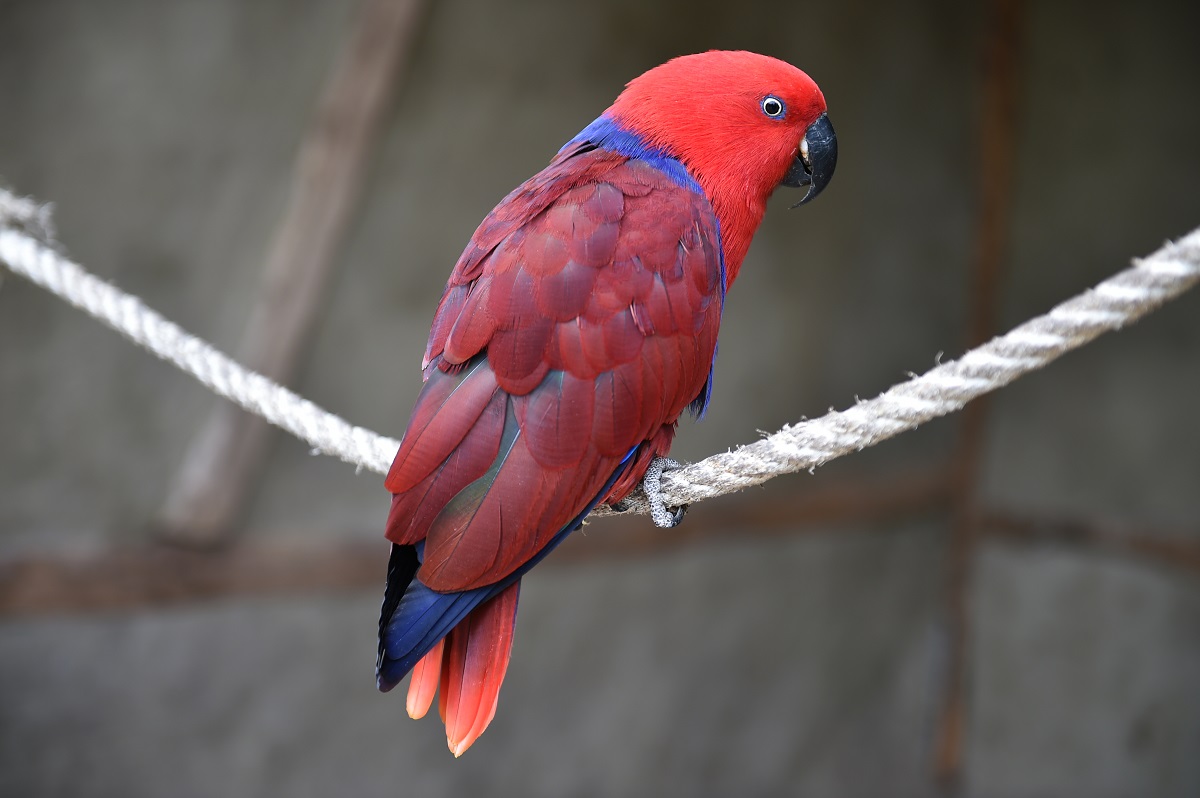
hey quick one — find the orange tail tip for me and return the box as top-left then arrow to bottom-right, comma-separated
440,582 -> 521,756
405,639 -> 444,720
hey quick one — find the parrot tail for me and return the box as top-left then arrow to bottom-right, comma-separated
376,542 -> 499,692
374,542 -> 526,756
376,550 -> 520,756
376,442 -> 639,754
423,582 -> 520,756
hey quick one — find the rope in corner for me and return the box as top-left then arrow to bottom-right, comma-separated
2,186 -> 1199,518
0,187 -> 401,475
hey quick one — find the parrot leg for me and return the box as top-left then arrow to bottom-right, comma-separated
643,456 -> 687,528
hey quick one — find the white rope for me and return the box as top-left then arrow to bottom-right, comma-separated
0,190 -> 55,241
2,187 -> 1198,517
602,227 -> 1200,516
0,188 -> 400,475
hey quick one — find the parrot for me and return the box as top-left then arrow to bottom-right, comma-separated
376,50 -> 837,756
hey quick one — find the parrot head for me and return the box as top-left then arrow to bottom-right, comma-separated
607,50 -> 837,280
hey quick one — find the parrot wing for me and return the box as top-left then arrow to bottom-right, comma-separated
384,145 -> 725,593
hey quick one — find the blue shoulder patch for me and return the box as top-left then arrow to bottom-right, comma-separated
562,115 -> 705,196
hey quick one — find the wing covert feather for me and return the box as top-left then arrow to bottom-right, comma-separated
389,147 -> 725,592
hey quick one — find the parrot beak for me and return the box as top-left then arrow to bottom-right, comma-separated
783,113 -> 837,207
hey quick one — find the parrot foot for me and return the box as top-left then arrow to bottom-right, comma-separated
643,456 -> 687,528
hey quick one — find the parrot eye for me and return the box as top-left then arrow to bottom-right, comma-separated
760,96 -> 786,119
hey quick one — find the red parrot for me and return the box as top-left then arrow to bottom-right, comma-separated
377,50 -> 837,755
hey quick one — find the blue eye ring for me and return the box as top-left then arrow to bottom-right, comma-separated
761,95 -> 786,119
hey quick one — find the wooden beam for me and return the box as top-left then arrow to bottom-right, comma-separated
2,486 -> 1193,621
0,540 -> 385,616
556,465 -> 956,564
983,512 -> 1200,574
0,468 -> 954,617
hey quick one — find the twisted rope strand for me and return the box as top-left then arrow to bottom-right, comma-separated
0,189 -> 55,241
0,190 -> 400,474
2,187 -> 1198,517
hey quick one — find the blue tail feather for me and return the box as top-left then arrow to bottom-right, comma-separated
376,446 -> 637,691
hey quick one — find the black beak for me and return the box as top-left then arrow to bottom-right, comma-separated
782,112 -> 837,206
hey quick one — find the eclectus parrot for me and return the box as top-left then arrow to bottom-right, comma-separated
377,50 -> 837,755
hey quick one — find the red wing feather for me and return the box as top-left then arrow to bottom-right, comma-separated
384,360 -> 499,495
389,148 -> 725,593
419,412 -> 621,591
520,370 -> 596,470
385,388 -> 506,546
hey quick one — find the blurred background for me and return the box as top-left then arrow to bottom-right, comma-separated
1,0 -> 1198,795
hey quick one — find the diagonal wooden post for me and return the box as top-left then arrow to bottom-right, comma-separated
156,0 -> 427,547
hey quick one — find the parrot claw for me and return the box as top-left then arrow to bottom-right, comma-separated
643,457 -> 688,528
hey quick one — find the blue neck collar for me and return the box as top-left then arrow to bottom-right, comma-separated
562,115 -> 703,195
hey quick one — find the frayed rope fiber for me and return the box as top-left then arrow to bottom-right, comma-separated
2,186 -> 1198,517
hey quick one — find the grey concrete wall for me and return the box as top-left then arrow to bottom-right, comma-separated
1,1 -> 1198,796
